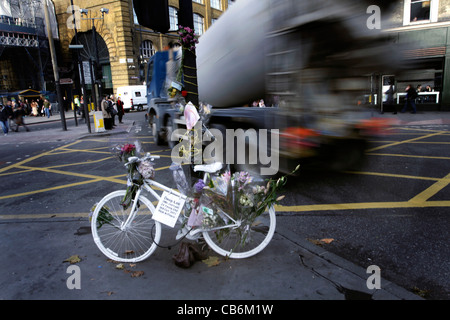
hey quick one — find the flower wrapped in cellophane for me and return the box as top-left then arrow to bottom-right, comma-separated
196,164 -> 301,231
111,141 -> 146,209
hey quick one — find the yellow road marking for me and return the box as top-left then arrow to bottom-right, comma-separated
275,200 -> 450,213
50,148 -> 112,155
369,141 -> 450,145
0,178 -> 105,200
366,153 -> 450,160
16,165 -> 126,184
409,172 -> 450,204
2,199 -> 449,219
0,140 -> 81,173
0,212 -> 90,220
396,126 -> 450,133
345,170 -> 440,182
367,131 -> 446,152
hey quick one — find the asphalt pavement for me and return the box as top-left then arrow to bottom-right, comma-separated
4,109 -> 449,301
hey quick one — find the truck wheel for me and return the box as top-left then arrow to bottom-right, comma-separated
137,105 -> 143,112
329,140 -> 366,171
166,116 -> 175,149
149,113 -> 163,145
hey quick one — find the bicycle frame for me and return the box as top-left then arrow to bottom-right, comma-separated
122,177 -> 240,235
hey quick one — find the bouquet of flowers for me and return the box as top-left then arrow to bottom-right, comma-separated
111,142 -> 147,209
196,165 -> 301,231
177,25 -> 199,52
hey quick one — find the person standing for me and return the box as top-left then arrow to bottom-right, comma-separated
107,95 -> 117,127
31,100 -> 38,116
101,95 -> 112,130
116,96 -> 124,123
74,96 -> 81,115
37,97 -> 44,116
384,82 -> 396,114
24,99 -> 31,116
0,103 -> 12,136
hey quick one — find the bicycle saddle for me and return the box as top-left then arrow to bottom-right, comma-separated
193,162 -> 222,173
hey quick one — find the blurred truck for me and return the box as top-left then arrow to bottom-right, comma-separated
147,0 -> 402,175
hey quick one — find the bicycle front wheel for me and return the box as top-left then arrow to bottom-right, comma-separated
91,190 -> 161,263
203,205 -> 276,259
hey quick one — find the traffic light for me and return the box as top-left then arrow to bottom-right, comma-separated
178,0 -> 194,28
133,0 -> 170,33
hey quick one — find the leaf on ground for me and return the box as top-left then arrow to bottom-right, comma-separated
115,263 -> 125,270
64,255 -> 81,264
307,238 -> 335,246
130,270 -> 144,278
202,256 -> 221,267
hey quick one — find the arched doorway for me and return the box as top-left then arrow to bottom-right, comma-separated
70,30 -> 112,106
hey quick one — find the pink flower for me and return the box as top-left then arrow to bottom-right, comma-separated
121,144 -> 135,154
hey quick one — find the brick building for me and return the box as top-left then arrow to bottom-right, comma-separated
0,0 -> 231,102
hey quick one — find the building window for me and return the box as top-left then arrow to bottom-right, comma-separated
194,13 -> 204,35
140,40 -> 155,59
403,0 -> 439,25
193,0 -> 203,4
169,6 -> 178,30
211,0 -> 221,10
133,7 -> 138,25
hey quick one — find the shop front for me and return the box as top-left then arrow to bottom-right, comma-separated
383,24 -> 450,111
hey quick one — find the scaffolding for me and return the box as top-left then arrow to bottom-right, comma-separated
0,0 -> 58,39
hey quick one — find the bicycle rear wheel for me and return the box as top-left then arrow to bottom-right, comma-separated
203,205 -> 276,259
91,190 -> 161,263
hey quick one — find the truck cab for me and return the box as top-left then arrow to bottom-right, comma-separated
146,48 -> 183,147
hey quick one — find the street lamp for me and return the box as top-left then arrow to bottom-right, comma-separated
80,7 -> 109,111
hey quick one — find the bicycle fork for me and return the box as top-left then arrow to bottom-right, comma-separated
120,187 -> 143,231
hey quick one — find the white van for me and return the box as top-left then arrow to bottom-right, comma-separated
116,85 -> 148,111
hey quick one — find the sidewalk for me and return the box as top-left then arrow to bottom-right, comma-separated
3,111 -> 134,143
370,110 -> 450,126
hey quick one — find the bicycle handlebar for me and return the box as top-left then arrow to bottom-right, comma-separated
125,153 -> 160,167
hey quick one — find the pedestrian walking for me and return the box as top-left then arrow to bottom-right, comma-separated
401,84 -> 417,114
12,101 -> 30,132
116,96 -> 124,123
0,103 -> 12,136
43,98 -> 51,118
